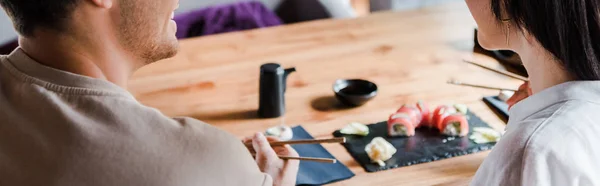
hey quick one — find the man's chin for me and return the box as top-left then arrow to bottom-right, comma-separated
164,42 -> 180,58
172,46 -> 180,56
143,42 -> 180,65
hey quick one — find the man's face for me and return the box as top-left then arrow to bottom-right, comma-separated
116,0 -> 179,65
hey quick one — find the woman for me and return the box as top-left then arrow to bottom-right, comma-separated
465,0 -> 600,185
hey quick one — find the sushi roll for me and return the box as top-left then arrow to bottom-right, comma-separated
396,105 -> 423,127
388,113 -> 416,137
416,101 -> 432,128
432,105 -> 457,130
440,114 -> 469,137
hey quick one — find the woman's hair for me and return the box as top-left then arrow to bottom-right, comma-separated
491,0 -> 600,80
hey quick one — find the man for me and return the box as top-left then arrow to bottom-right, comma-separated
0,0 -> 298,185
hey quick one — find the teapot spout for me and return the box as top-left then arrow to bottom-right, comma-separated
283,67 -> 296,92
284,68 -> 296,77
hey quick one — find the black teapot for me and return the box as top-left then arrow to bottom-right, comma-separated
258,63 -> 296,118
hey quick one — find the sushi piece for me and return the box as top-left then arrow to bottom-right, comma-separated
388,113 -> 416,137
453,104 -> 469,115
440,114 -> 469,137
396,105 -> 423,127
365,137 -> 397,167
265,126 -> 294,141
340,122 -> 370,136
432,105 -> 457,130
416,101 -> 432,128
470,127 -> 502,144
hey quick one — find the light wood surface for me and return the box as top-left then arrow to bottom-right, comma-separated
129,2 -> 521,185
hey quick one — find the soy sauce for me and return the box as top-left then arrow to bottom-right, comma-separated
340,85 -> 373,95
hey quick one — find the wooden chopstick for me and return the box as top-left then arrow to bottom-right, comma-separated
463,59 -> 528,81
251,154 -> 338,164
246,138 -> 344,164
279,156 -> 337,164
270,137 -> 346,146
447,80 -> 518,91
245,137 -> 346,149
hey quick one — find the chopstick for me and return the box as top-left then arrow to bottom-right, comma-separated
245,137 -> 346,149
447,80 -> 518,91
245,137 -> 345,164
463,59 -> 528,81
279,156 -> 337,164
271,137 -> 346,146
250,154 -> 338,164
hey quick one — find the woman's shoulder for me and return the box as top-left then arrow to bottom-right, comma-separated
515,100 -> 600,185
525,99 -> 600,144
506,99 -> 600,164
473,99 -> 600,185
501,99 -> 600,156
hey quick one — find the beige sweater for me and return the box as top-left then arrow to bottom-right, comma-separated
0,49 -> 272,186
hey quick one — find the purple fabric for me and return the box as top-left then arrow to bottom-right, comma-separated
174,1 -> 282,39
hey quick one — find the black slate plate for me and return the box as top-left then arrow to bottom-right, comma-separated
483,96 -> 509,120
333,111 -> 496,172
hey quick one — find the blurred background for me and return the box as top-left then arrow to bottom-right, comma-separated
0,0 -> 461,54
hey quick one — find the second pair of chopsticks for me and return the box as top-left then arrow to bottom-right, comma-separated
447,80 -> 518,91
246,137 -> 346,164
463,59 -> 528,81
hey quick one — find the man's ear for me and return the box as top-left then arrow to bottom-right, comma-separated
89,0 -> 113,8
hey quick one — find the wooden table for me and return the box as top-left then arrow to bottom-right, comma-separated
129,2 -> 521,185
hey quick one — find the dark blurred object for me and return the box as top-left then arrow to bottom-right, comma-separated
174,1 -> 282,39
492,50 -> 522,66
370,0 -> 393,12
258,63 -> 296,118
473,28 -> 528,76
333,79 -> 378,107
0,39 -> 18,55
483,96 -> 509,122
275,0 -> 331,24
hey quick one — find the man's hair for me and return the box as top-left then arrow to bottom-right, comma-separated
0,0 -> 78,36
491,0 -> 600,80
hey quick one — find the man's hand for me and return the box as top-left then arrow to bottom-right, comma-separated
507,81 -> 532,110
245,133 -> 299,186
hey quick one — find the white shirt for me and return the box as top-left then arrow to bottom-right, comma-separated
471,81 -> 600,186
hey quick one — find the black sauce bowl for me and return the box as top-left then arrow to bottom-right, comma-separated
333,79 -> 378,107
